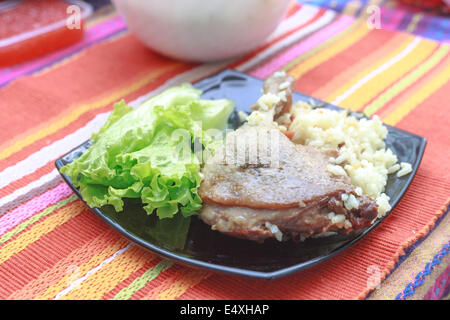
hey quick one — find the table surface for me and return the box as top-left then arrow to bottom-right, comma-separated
0,0 -> 448,300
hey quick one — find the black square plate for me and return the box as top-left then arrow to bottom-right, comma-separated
55,69 -> 426,280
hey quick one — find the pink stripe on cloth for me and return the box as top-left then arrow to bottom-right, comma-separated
0,183 -> 73,235
249,14 -> 353,79
0,16 -> 127,87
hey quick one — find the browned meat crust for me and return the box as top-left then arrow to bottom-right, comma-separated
199,125 -> 354,210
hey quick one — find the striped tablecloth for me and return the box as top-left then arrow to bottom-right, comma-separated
304,0 -> 450,43
0,2 -> 449,300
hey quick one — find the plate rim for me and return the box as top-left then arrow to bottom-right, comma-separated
54,69 -> 427,280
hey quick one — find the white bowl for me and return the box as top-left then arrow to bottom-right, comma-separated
112,0 -> 292,62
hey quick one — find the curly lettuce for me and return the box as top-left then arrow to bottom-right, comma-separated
61,84 -> 234,219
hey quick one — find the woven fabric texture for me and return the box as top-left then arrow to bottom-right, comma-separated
0,3 -> 449,300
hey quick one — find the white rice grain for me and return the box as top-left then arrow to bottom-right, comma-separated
397,162 -> 412,177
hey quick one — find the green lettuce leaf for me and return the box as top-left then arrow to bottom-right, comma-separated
61,84 -> 234,220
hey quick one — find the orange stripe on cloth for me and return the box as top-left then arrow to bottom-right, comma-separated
310,31 -> 406,99
363,44 -> 449,117
133,264 -> 201,300
383,58 -> 450,126
101,258 -> 162,300
328,37 -> 437,111
323,36 -> 420,105
386,69 -> 450,176
154,269 -> 210,300
56,244 -> 155,300
324,35 -> 409,104
0,200 -> 85,265
6,229 -> 121,299
376,49 -> 450,120
35,236 -> 131,300
0,202 -> 107,298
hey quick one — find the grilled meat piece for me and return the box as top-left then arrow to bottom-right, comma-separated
198,125 -> 378,242
198,72 -> 379,242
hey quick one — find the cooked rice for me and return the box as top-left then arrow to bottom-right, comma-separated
287,102 -> 411,217
397,162 -> 412,177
